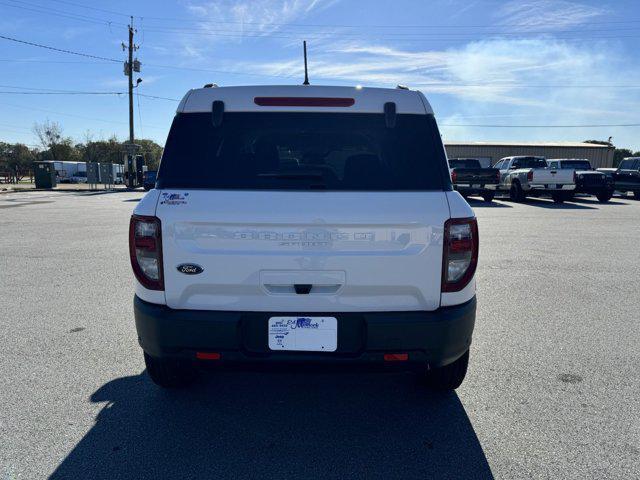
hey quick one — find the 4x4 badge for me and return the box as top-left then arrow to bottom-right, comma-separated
177,264 -> 204,275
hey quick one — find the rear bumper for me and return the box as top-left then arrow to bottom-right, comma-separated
454,184 -> 498,194
134,295 -> 476,369
575,184 -> 613,195
526,184 -> 575,191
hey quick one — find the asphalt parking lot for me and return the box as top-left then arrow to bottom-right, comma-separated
0,190 -> 638,479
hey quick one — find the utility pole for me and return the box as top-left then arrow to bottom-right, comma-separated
127,18 -> 134,144
122,17 -> 141,188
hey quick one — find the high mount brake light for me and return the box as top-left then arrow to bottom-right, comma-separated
253,97 -> 355,107
129,215 -> 164,291
442,217 -> 479,293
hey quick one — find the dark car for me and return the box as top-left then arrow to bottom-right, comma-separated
600,158 -> 640,200
547,159 -> 614,202
142,170 -> 157,191
448,158 -> 500,202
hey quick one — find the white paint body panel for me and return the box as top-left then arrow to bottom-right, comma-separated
155,191 -> 450,312
132,86 -> 480,312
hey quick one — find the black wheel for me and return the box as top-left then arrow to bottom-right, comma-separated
425,350 -> 469,391
596,192 -> 613,203
481,192 -> 495,202
509,182 -> 525,202
634,191 -> 640,200
144,352 -> 196,388
551,192 -> 565,203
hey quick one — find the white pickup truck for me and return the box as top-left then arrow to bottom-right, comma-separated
495,156 -> 575,203
130,84 -> 478,391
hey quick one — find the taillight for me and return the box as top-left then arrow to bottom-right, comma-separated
527,170 -> 533,182
129,215 -> 164,290
573,171 -> 577,183
442,217 -> 479,293
451,170 -> 457,183
496,171 -> 501,183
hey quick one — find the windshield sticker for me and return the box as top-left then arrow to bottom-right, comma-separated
160,192 -> 189,205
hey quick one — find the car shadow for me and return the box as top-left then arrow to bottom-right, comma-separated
49,370 -> 493,480
466,198 -> 512,208
570,197 -> 629,206
122,198 -> 142,202
509,198 -> 596,209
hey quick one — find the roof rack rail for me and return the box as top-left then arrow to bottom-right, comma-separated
396,84 -> 409,90
203,83 -> 219,88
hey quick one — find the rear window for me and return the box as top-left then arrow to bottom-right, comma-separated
449,159 -> 480,169
512,157 -> 547,169
157,112 -> 449,191
619,159 -> 638,169
559,160 -> 592,170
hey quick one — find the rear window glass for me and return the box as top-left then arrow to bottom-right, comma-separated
157,112 -> 449,191
619,159 -> 638,169
512,157 -> 547,169
558,160 -> 591,170
449,159 -> 480,169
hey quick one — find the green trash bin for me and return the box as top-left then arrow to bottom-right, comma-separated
34,162 -> 57,189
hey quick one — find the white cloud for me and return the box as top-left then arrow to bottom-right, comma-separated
496,0 -> 607,30
244,37 -> 640,148
177,0 -> 340,56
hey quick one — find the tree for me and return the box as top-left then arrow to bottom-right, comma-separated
584,140 -> 634,168
79,136 -> 123,164
614,148 -> 634,167
32,120 -> 79,162
0,143 -> 35,183
136,139 -> 163,170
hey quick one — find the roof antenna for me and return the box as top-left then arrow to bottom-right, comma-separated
303,40 -> 310,85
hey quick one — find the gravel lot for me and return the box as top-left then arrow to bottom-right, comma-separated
0,190 -> 638,479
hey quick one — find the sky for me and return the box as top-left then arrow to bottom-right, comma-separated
1,0 -> 639,151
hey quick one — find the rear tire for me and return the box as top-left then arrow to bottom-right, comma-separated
425,350 -> 469,391
482,192 -> 495,202
509,182 -> 525,202
596,192 -> 613,203
634,191 -> 640,200
144,352 -> 196,388
551,192 -> 565,203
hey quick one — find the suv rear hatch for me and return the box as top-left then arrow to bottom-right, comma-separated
155,110 -> 451,313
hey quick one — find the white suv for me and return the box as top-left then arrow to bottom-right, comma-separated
129,85 -> 478,390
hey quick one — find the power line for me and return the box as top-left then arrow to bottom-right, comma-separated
136,89 -> 143,138
137,93 -> 179,101
21,0 -> 640,28
0,0 -> 127,27
0,34 -> 120,62
0,91 -> 125,95
441,123 -> 640,128
47,0 -> 130,18
7,0 -> 640,40
0,101 -> 167,129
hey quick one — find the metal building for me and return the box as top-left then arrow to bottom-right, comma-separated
444,141 -> 614,168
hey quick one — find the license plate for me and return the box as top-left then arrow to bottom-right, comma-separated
268,317 -> 337,352
472,184 -> 481,188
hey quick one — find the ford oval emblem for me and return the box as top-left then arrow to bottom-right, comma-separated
177,263 -> 204,275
